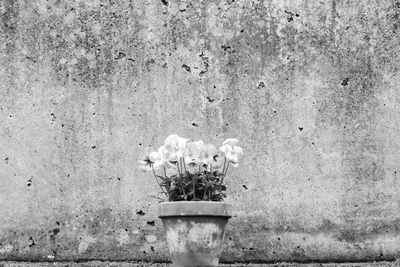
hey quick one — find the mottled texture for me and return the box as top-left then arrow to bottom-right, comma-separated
1,0 -> 400,263
1,262 -> 400,267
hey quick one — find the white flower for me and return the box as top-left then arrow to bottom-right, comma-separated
199,144 -> 218,165
210,150 -> 225,170
158,145 -> 176,169
184,140 -> 205,165
138,150 -> 164,171
220,138 -> 243,167
163,134 -> 188,162
149,151 -> 164,170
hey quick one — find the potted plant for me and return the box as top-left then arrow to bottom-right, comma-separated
138,134 -> 243,267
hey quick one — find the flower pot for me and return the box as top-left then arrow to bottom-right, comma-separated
159,201 -> 232,267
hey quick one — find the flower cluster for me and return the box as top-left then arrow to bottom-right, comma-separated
138,134 -> 243,201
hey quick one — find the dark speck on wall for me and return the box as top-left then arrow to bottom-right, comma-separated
51,228 -> 60,235
50,113 -> 56,123
192,122 -> 199,127
285,10 -> 297,22
136,210 -> 145,216
147,220 -> 155,226
182,64 -> 191,72
221,45 -> 233,52
341,78 -> 350,86
28,237 -> 35,247
114,52 -> 126,60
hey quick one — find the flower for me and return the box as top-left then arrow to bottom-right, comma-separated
158,145 -> 176,169
138,150 -> 164,171
220,138 -> 243,167
210,150 -> 225,170
199,144 -> 218,165
184,140 -> 205,165
138,157 -> 152,172
138,134 -> 244,202
163,134 -> 189,162
149,150 -> 164,170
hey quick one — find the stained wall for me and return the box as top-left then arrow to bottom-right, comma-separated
1,0 -> 400,263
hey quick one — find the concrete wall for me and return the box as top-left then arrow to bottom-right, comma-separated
1,0 -> 400,263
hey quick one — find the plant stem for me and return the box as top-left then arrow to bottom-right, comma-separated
203,175 -> 206,199
193,174 -> 196,200
175,160 -> 185,199
163,165 -> 170,197
222,158 -> 227,175
152,168 -> 168,197
221,162 -> 230,184
176,161 -> 181,175
182,158 -> 187,172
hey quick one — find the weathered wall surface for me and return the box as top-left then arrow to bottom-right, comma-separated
1,0 -> 400,263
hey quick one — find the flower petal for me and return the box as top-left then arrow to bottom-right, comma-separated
219,144 -> 232,155
165,161 -> 177,169
139,165 -> 152,172
177,136 -> 189,150
186,140 -> 205,158
137,160 -> 147,165
153,161 -> 163,170
223,138 -> 239,147
149,151 -> 161,162
168,151 -> 180,162
158,146 -> 167,159
164,134 -> 180,147
230,154 -> 239,164
230,162 -> 238,168
233,146 -> 243,157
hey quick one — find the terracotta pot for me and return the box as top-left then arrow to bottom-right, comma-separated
158,201 -> 232,267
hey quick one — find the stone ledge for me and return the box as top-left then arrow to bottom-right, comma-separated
1,261 -> 400,267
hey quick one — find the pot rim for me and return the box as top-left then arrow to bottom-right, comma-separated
158,201 -> 232,218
